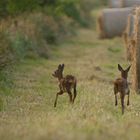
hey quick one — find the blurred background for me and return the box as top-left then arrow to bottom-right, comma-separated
1,1 -> 140,140
0,0 -> 107,67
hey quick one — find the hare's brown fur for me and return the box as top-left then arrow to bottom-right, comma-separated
52,64 -> 77,107
114,64 -> 131,114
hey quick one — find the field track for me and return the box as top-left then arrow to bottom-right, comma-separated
0,29 -> 140,140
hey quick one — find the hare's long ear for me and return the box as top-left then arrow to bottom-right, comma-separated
118,64 -> 123,71
61,64 -> 65,71
126,65 -> 131,72
58,64 -> 61,69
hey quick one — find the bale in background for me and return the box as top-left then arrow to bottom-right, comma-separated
123,13 -> 135,60
97,14 -> 107,38
121,0 -> 140,7
98,7 -> 132,38
109,0 -> 122,8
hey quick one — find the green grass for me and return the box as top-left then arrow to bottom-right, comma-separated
0,28 -> 139,140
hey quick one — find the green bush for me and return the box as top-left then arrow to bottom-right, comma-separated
9,30 -> 49,59
0,32 -> 13,69
0,0 -> 103,26
7,0 -> 40,15
0,0 -> 8,18
10,33 -> 38,59
0,0 -> 107,67
0,65 -> 13,96
0,97 -> 3,111
40,24 -> 57,44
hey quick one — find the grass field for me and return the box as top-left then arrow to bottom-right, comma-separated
0,25 -> 140,139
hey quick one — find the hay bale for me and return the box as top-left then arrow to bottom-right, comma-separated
97,14 -> 107,38
132,7 -> 140,93
125,7 -> 140,92
123,13 -> 135,60
122,0 -> 140,7
125,14 -> 135,37
98,8 -> 133,38
109,0 -> 122,8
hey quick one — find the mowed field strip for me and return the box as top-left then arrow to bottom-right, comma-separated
0,29 -> 140,140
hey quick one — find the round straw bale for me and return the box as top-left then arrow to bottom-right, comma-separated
98,8 -> 133,38
123,13 -> 135,60
125,14 -> 135,37
109,0 -> 122,8
97,14 -> 106,38
128,7 -> 140,92
121,0 -> 140,7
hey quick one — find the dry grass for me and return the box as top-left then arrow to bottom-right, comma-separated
0,28 -> 140,140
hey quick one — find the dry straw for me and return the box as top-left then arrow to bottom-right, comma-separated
123,13 -> 135,61
132,7 -> 140,92
98,8 -> 132,38
124,7 -> 140,92
121,0 -> 140,7
97,13 -> 106,38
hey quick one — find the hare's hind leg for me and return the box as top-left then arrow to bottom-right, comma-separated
114,86 -> 118,106
127,90 -> 130,106
120,94 -> 125,114
73,83 -> 77,103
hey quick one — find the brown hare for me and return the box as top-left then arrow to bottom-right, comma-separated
52,64 -> 77,107
114,64 -> 131,114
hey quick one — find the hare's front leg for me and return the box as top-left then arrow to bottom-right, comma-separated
54,90 -> 63,107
